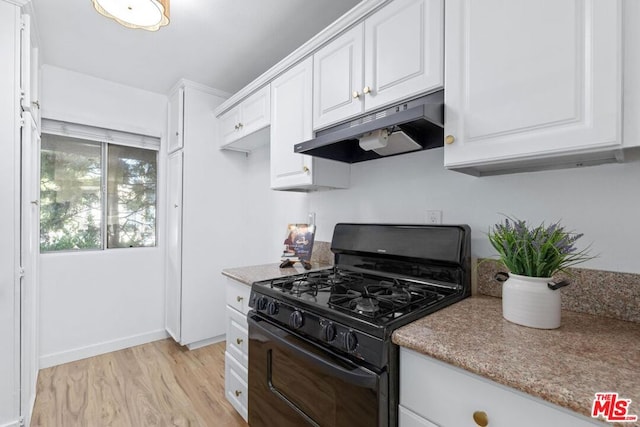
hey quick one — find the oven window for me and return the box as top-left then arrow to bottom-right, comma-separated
249,319 -> 383,427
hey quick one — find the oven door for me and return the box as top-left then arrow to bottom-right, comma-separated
248,313 -> 386,427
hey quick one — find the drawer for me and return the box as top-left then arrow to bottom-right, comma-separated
226,306 -> 248,368
400,348 -> 600,427
225,351 -> 248,421
226,277 -> 252,315
399,405 -> 438,427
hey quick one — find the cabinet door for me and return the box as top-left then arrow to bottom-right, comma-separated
219,105 -> 242,146
400,349 -> 601,427
20,13 -> 40,125
20,113 -> 39,427
240,85 -> 270,136
165,151 -> 183,342
313,24 -> 364,130
167,86 -> 184,153
364,0 -> 443,111
444,0 -> 620,169
270,57 -> 314,189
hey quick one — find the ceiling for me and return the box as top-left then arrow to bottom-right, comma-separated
30,0 -> 362,95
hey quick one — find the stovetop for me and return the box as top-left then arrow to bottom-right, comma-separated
248,224 -> 471,367
253,266 -> 456,326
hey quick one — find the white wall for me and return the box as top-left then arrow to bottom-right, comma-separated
305,148 -> 640,274
243,145 -> 308,265
241,143 -> 640,275
39,65 -> 168,367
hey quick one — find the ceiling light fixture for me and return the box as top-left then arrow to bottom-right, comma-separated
92,0 -> 170,31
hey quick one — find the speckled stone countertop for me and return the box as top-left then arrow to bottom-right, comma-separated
392,296 -> 640,426
221,262 -> 332,286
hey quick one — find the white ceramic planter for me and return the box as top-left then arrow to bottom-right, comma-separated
502,273 -> 561,329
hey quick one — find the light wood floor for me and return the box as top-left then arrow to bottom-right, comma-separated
31,339 -> 248,427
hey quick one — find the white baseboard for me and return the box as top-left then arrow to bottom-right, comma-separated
39,329 -> 169,368
186,333 -> 225,350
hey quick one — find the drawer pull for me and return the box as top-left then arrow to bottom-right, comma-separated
473,411 -> 489,426
235,390 -> 242,397
236,296 -> 243,302
236,338 -> 243,345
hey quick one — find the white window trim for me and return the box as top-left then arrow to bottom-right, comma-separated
41,119 -> 161,151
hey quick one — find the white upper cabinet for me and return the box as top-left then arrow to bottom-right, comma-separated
271,58 -> 349,191
313,0 -> 444,130
444,0 -> 622,175
219,85 -> 270,152
313,25 -> 364,130
20,14 -> 40,128
167,85 -> 184,153
363,0 -> 443,110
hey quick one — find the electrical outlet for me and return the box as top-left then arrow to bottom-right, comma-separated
426,210 -> 442,224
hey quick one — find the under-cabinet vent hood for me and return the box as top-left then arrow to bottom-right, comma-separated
295,90 -> 444,163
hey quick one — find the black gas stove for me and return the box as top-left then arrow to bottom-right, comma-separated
248,224 -> 471,427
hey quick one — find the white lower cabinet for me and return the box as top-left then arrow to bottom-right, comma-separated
399,348 -> 601,427
224,277 -> 251,421
399,406 -> 438,427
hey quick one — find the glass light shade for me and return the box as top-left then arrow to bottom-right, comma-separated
92,0 -> 170,31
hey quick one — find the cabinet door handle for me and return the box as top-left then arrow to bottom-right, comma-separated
236,338 -> 243,345
473,411 -> 489,426
445,135 -> 455,145
236,296 -> 243,302
175,131 -> 179,136
352,91 -> 360,99
363,86 -> 371,95
32,100 -> 40,109
302,166 -> 310,173
234,124 -> 239,130
234,390 -> 242,397
174,204 -> 179,208
238,122 -> 243,128
30,200 -> 39,206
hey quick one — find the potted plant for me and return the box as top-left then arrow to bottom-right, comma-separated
488,217 -> 593,329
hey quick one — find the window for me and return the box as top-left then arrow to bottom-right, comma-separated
40,121 -> 159,252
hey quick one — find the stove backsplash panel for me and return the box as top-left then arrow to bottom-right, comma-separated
477,259 -> 640,324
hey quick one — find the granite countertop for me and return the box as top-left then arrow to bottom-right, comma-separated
392,296 -> 640,426
221,262 -> 332,286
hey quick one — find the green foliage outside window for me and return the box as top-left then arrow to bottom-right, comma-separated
40,134 -> 157,252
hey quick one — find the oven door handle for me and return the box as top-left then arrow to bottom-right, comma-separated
248,315 -> 379,389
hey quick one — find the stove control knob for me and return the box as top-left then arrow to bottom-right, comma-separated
344,331 -> 358,352
289,311 -> 304,329
321,322 -> 336,342
256,296 -> 268,311
267,301 -> 279,316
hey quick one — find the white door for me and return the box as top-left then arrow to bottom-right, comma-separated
165,151 -> 183,342
363,0 -> 444,111
313,24 -> 364,130
444,0 -> 620,168
270,57 -> 314,189
167,86 -> 184,154
0,2 -> 20,425
20,112 -> 40,426
239,85 -> 270,136
219,105 -> 242,146
20,14 -> 40,128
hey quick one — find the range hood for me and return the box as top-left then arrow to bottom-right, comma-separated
294,90 -> 444,163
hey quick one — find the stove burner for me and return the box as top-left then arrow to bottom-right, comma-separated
351,297 -> 379,314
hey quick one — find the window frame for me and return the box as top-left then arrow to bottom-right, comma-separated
40,120 -> 160,253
